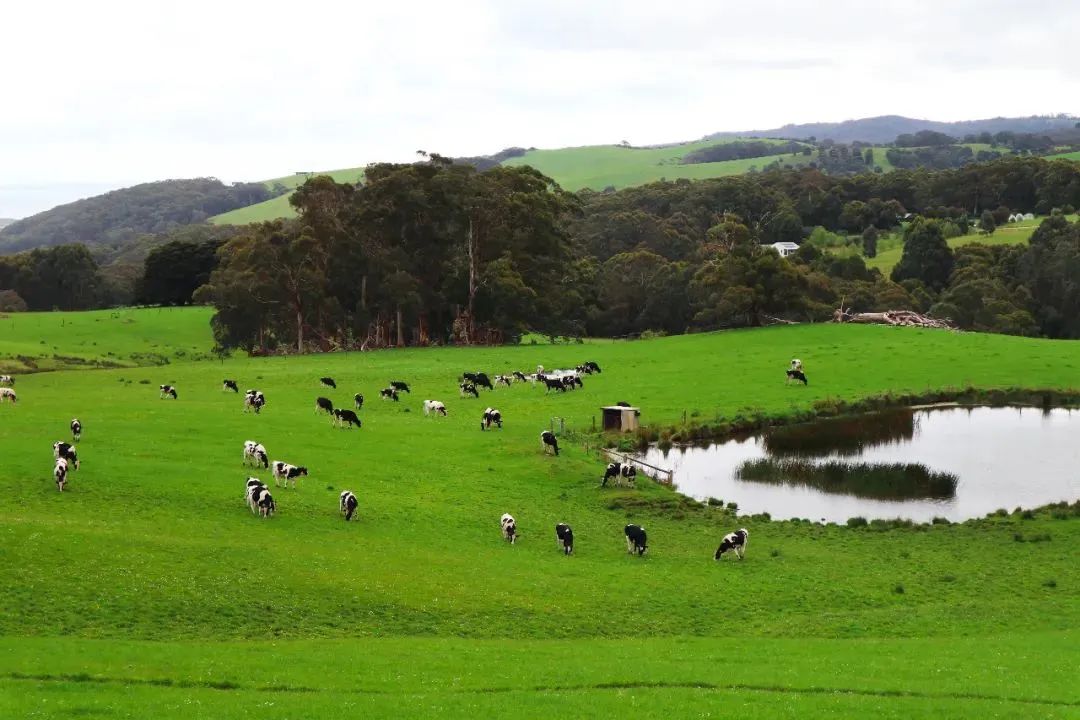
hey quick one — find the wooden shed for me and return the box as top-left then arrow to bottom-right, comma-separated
601,405 -> 640,433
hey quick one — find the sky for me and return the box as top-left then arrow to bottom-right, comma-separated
2,0 -> 1078,218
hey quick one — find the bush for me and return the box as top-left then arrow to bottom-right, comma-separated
726,502 -> 738,511
893,584 -> 905,595
1043,578 -> 1057,588
931,516 -> 951,525
847,516 -> 868,528
770,549 -> 780,557
940,574 -> 957,583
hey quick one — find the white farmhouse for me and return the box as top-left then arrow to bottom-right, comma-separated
769,241 -> 800,258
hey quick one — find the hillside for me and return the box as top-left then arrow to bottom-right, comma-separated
0,178 -> 279,253
0,218 -> 15,230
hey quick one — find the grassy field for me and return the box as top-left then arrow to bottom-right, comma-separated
209,167 -> 366,225
1048,150 -> 1080,162
1,309 -> 1077,717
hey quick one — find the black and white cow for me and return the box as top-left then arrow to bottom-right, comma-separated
481,407 -> 502,430
250,486 -> 276,517
423,400 -> 447,417
380,387 -> 400,402
245,477 -> 266,503
602,462 -> 636,487
555,523 -> 574,555
222,379 -> 239,393
354,393 -> 365,410
340,490 -> 359,521
512,371 -> 528,383
243,441 -> 269,468
53,441 -> 80,470
0,375 -> 15,386
390,381 -> 411,394
70,418 -> 81,442
159,385 -> 177,399
494,374 -> 512,387
244,390 -> 266,413
320,377 -> 337,389
714,528 -> 749,561
473,372 -> 493,391
500,513 -> 517,544
543,377 -> 566,393
540,430 -> 559,456
333,408 -> 361,428
54,458 -> 68,492
459,382 -> 479,399
0,388 -> 16,404
272,461 -> 308,488
785,369 -> 808,386
584,361 -> 601,374
624,524 -> 648,556
316,396 -> 334,415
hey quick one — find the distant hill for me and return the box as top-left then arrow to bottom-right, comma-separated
0,218 -> 15,230
0,178 -> 282,254
706,114 -> 1080,144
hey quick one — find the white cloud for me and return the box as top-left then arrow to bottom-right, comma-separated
1,0 -> 1077,216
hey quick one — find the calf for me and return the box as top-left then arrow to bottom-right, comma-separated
53,441 -> 80,470
624,524 -> 648,556
584,361 -> 601,374
602,462 -> 636,487
222,379 -> 239,393
540,430 -> 559,456
272,461 -> 308,488
0,375 -> 14,386
714,528 -> 749,561
244,390 -> 266,413
340,491 -> 359,521
481,407 -> 502,430
494,374 -> 512,387
354,393 -> 364,410
333,408 -> 361,428
243,441 -> 269,469
0,388 -> 15,403
390,381 -> 410,394
70,418 -> 81,442
54,458 -> 68,492
512,371 -> 527,383
459,382 -> 479,399
786,369 -> 808,385
159,385 -> 177,399
251,486 -> 276,517
555,523 -> 574,555
315,396 -> 334,415
380,387 -> 400,402
320,377 -> 337,389
500,513 -> 517,544
423,400 -> 447,416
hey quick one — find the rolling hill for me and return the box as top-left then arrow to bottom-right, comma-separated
0,218 -> 15,230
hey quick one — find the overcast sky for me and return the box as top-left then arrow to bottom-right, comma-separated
2,0 -> 1077,218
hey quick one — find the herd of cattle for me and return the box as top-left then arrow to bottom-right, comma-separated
9,353 -> 765,562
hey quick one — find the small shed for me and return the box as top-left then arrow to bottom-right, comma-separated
769,241 -> 800,258
602,405 -> 640,433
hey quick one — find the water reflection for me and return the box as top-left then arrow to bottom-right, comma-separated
761,409 -> 916,458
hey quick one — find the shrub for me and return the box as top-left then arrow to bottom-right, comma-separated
847,516 -> 868,528
940,574 -> 957,583
931,516 -> 951,525
1019,510 -> 1036,520
726,502 -> 738,511
706,497 -> 724,507
1043,578 -> 1057,588
893,584 -> 905,595
770,549 -> 780,557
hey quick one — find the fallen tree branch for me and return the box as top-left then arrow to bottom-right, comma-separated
832,308 -> 957,330
762,315 -> 799,325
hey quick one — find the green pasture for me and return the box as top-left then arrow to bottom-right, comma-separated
209,167 -> 366,225
1,309 -> 1077,717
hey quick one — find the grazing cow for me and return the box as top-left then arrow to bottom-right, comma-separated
714,528 -> 749,561
390,381 -> 411,394
423,400 -> 447,417
474,373 -> 493,391
481,407 -> 502,430
561,375 -> 583,390
380,387 -> 400,402
0,375 -> 14,386
584,361 -> 601,374
615,401 -> 631,408
786,369 -> 808,385
624,524 -> 648,556
555,523 -> 574,555
463,372 -> 480,384
53,441 -> 80,470
320,377 -> 337,389
333,408 -> 361,429
251,486 -> 276,517
54,458 -> 68,492
602,462 -> 636,487
540,430 -> 559,456
0,388 -> 15,403
244,390 -> 266,413
70,418 -> 81,442
500,513 -> 517,544
222,379 -> 239,393
340,490 -> 359,521
245,477 -> 266,502
544,377 -> 566,393
536,365 -> 544,375
494,374 -> 512,387
243,441 -> 269,469
354,393 -> 364,410
512,371 -> 527,383
272,461 -> 308,488
159,385 -> 177,399
790,358 -> 803,372
459,382 -> 479,399
315,396 -> 334,415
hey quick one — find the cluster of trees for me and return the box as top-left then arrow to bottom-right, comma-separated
0,179 -> 281,254
0,245 -> 106,311
681,140 -> 806,165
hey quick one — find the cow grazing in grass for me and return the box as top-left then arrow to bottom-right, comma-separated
272,461 -> 308,488
333,408 -> 361,428
243,441 -> 269,469
0,388 -> 15,403
624,524 -> 648,556
340,490 -> 359,521
354,393 -> 364,410
543,377 -> 566,393
0,375 -> 15,386
70,418 -> 81,442
555,523 -> 574,555
500,513 -> 517,544
159,385 -> 177,399
481,407 -> 502,430
390,381 -> 410,394
540,430 -> 559,456
320,377 -> 337,389
584,361 -> 601,374
473,373 -> 493,391
714,528 -> 749,561
250,486 -> 276,517
494,374 -> 512,387
512,371 -> 527,383
316,397 -> 334,415
459,382 -> 479,399
423,400 -> 448,416
53,441 -> 80,470
244,390 -> 266,413
222,379 -> 239,393
786,369 -> 808,385
602,462 -> 636,487
245,477 -> 266,502
380,387 -> 400,402
54,458 -> 68,492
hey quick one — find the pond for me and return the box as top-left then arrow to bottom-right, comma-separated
636,406 -> 1080,523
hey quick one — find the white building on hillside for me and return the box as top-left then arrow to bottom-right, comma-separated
769,241 -> 800,258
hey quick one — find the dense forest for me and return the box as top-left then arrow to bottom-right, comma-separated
0,178 -> 280,253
